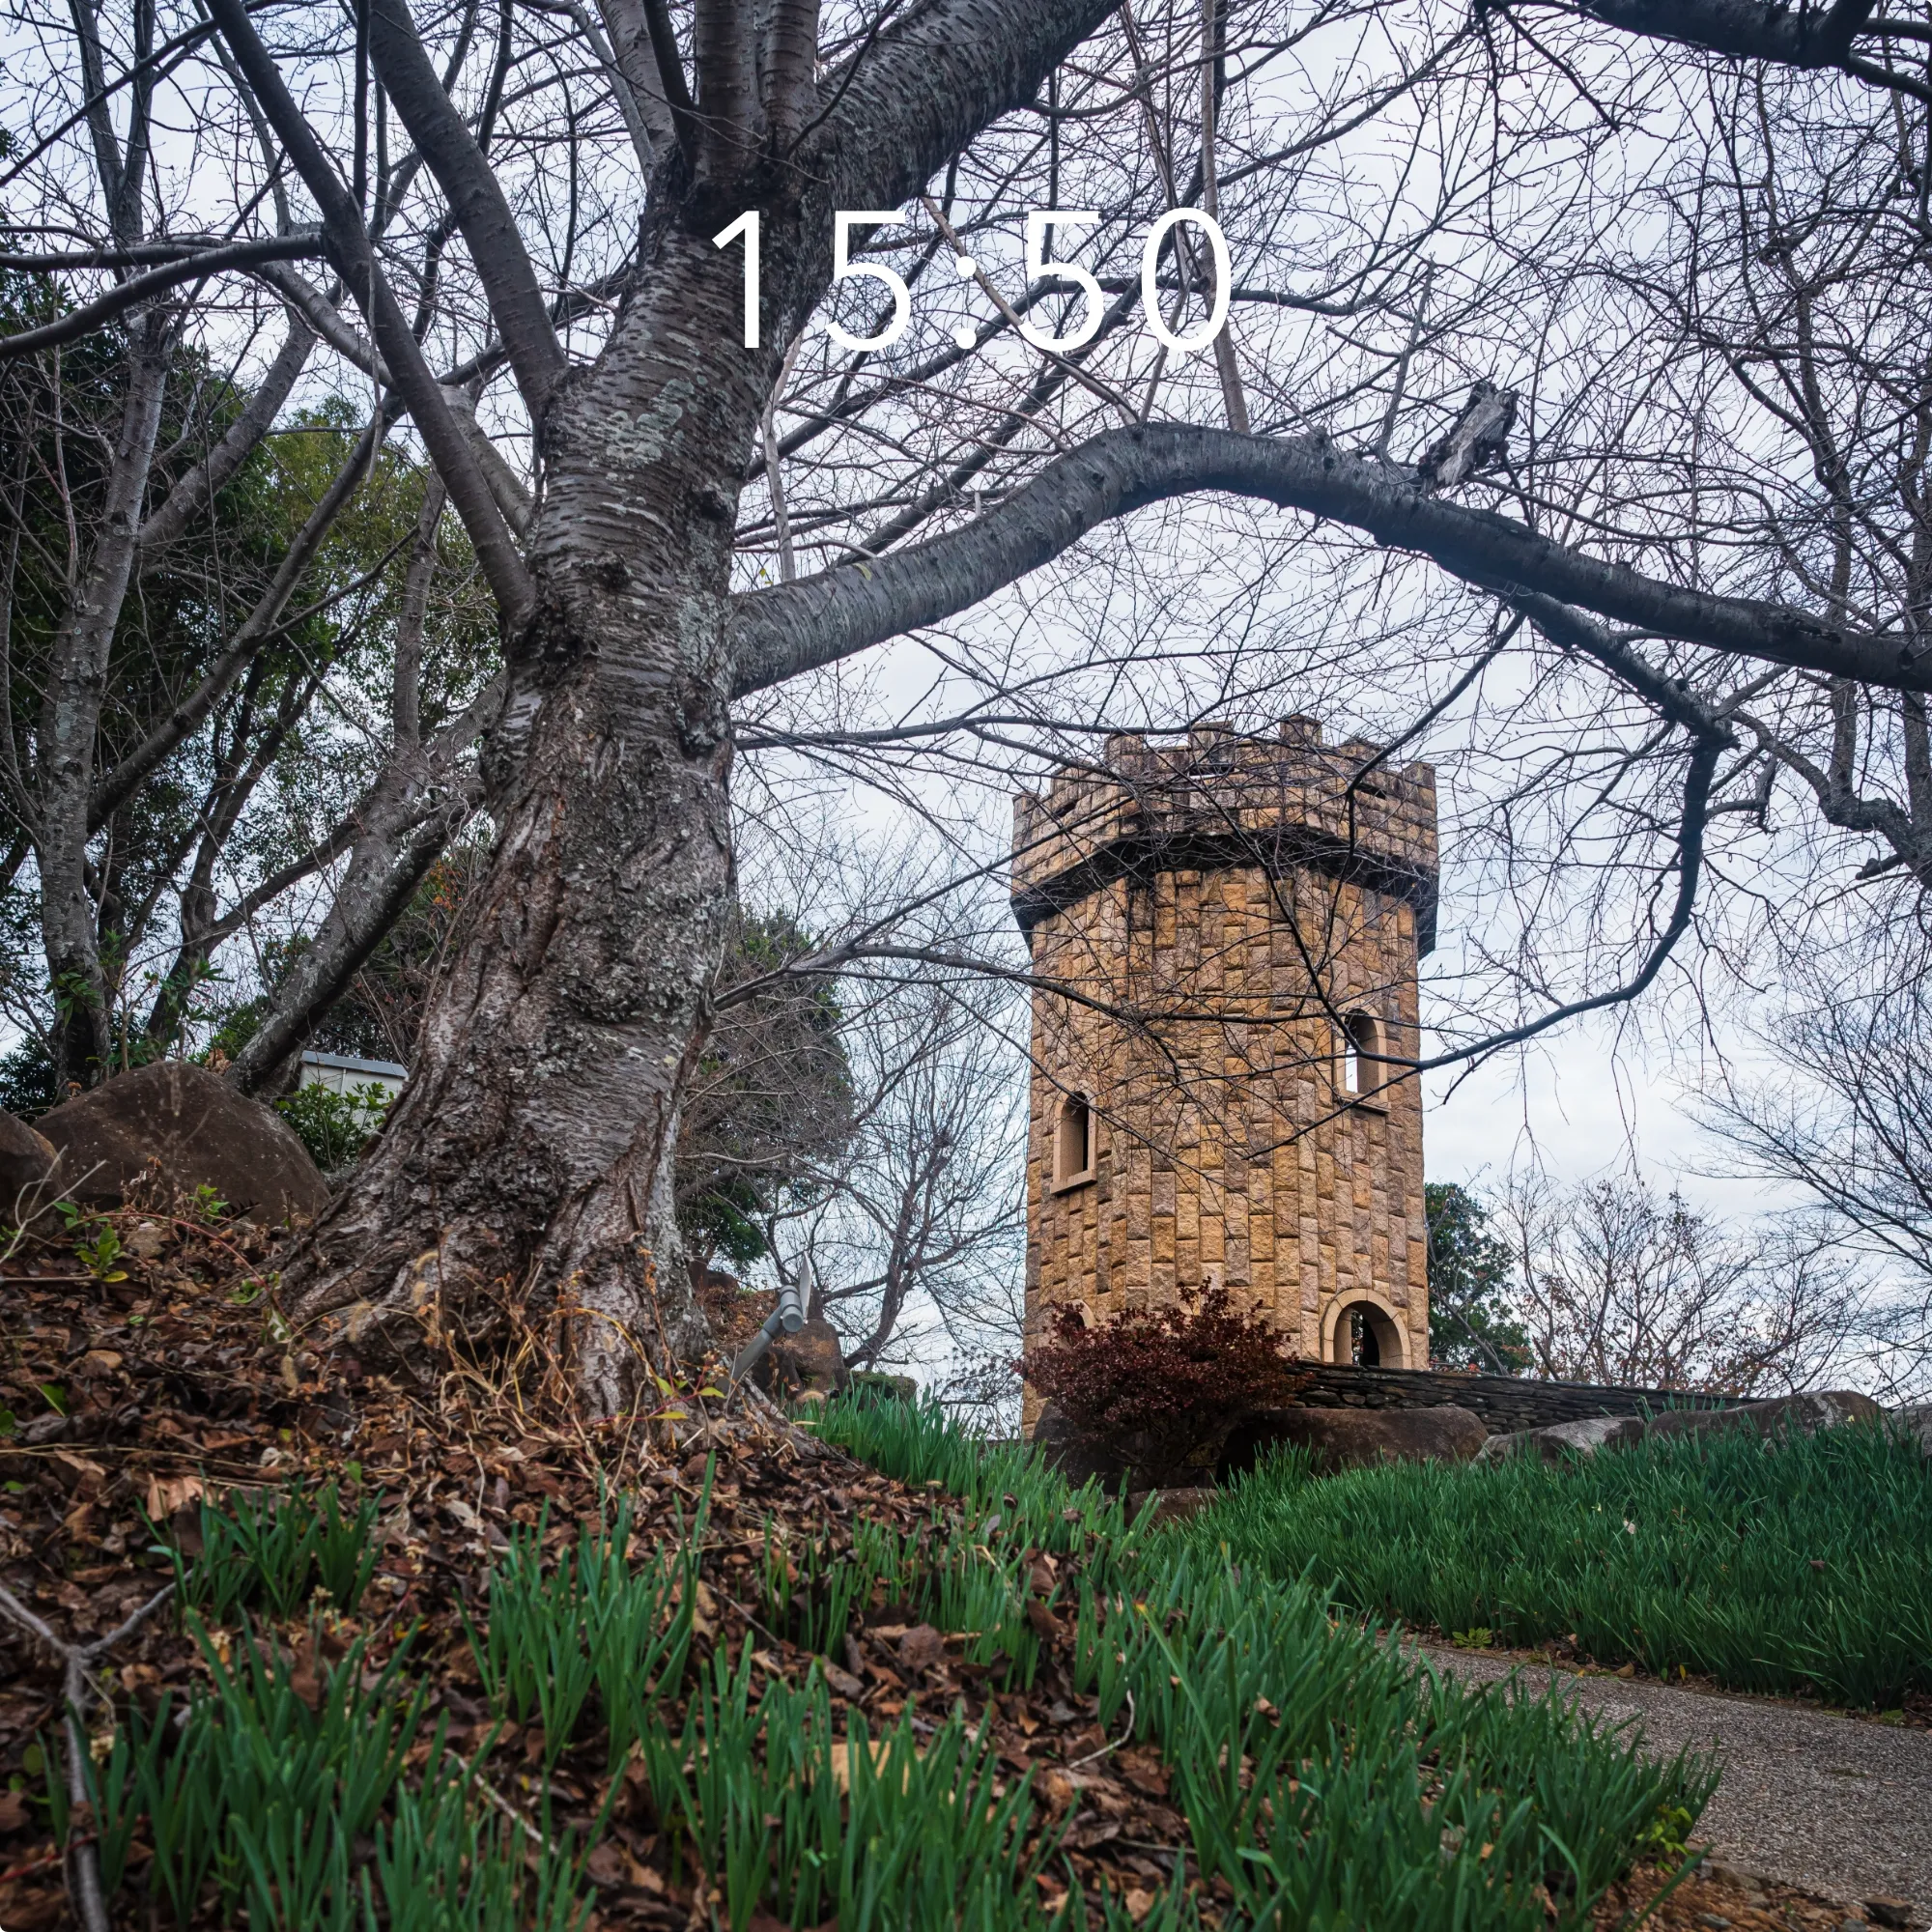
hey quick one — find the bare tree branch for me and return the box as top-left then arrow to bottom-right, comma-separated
366,0 -> 568,419
0,233 -> 326,360
731,423 -> 1916,697
205,0 -> 536,630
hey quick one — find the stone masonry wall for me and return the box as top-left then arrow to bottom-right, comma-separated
1279,1361 -> 1735,1435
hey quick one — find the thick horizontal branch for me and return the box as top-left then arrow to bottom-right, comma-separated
1563,0 -> 1876,66
0,233 -> 264,269
0,231 -> 325,359
728,423 -> 1927,698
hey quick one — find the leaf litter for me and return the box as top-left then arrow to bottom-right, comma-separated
0,1199 -> 1881,1932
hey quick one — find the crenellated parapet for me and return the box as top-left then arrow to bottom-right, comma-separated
1010,719 -> 1438,952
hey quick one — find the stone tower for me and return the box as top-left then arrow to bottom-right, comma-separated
1011,720 -> 1437,1406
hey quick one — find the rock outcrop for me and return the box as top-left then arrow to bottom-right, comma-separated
1891,1404 -> 1932,1460
35,1061 -> 328,1223
1223,1403 -> 1488,1475
0,1110 -> 57,1217
1029,1400 -> 1131,1491
1475,1389 -> 1883,1464
1124,1485 -> 1219,1525
760,1316 -> 850,1402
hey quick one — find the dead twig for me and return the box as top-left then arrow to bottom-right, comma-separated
441,1743 -> 554,1854
0,1577 -> 177,1932
1066,1688 -> 1136,1769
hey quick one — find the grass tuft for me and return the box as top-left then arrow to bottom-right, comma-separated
73,1394 -> 1722,1929
820,1392 -> 1717,1929
1175,1418 -> 1932,1707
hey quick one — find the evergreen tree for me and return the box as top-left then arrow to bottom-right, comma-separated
1426,1182 -> 1531,1375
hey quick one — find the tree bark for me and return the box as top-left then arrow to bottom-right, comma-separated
281,215 -> 763,1404
264,0 -> 1129,1408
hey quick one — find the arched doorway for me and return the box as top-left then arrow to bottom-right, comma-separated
1322,1294 -> 1406,1368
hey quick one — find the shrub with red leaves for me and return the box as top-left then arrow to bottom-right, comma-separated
1018,1291 -> 1310,1487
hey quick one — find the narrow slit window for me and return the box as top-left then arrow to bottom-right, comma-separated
1341,1011 -> 1382,1099
1054,1093 -> 1094,1186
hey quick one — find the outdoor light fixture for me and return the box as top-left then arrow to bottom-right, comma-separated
730,1257 -> 809,1384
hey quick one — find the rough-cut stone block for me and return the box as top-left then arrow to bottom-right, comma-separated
1222,1404 -> 1487,1474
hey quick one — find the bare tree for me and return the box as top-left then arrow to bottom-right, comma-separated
14,0 -> 1932,1407
765,963 -> 1026,1373
673,903 -> 856,1276
1498,1165 -> 1872,1395
0,15 -> 510,1096
1700,960 -> 1932,1395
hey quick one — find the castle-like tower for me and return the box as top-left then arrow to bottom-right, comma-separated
1011,720 -> 1438,1403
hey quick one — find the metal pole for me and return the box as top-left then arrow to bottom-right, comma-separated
730,1255 -> 809,1384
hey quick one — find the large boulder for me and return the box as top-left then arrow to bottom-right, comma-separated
0,1110 -> 57,1218
1891,1404 -> 1932,1461
1224,1404 -> 1488,1476
1476,1389 -> 1883,1464
759,1316 -> 850,1402
1028,1400 -> 1130,1491
36,1061 -> 327,1223
848,1371 -> 918,1402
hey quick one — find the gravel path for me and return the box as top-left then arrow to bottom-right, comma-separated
1420,1645 -> 1932,1915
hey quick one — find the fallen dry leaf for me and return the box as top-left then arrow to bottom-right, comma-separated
50,1451 -> 106,1491
822,1661 -> 866,1701
1025,1599 -> 1066,1642
827,1735 -> 919,1796
1117,1747 -> 1170,1799
896,1623 -> 946,1675
145,1472 -> 204,1520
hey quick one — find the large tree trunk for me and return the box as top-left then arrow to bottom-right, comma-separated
282,214 -> 767,1408
266,0 -> 1123,1408
39,320 -> 170,1090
